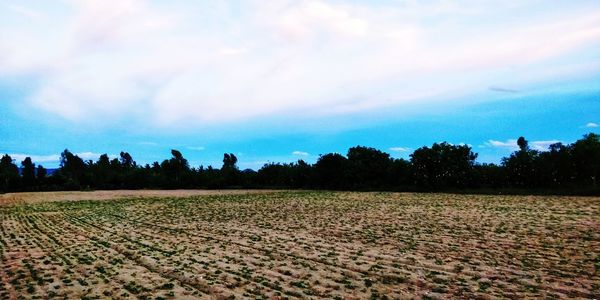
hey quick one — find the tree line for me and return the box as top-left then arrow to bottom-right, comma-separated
1,133 -> 598,194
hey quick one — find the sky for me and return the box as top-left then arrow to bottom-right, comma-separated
1,0 -> 599,170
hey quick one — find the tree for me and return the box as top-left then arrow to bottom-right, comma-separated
502,137 -> 539,188
314,153 -> 348,189
517,136 -> 528,151
4,137 -> 599,193
59,149 -> 86,188
221,153 -> 240,186
256,160 -> 311,188
473,163 -> 504,188
118,152 -> 138,188
91,154 -> 114,188
222,153 -> 238,170
21,157 -> 36,188
258,163 -> 291,187
36,165 -> 47,182
411,142 -> 477,189
389,158 -> 412,188
537,142 -> 572,187
346,146 -> 393,189
571,133 -> 600,187
160,150 -> 190,188
0,154 -> 19,192
120,152 -> 135,169
291,159 -> 312,188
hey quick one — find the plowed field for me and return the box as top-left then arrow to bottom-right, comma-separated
0,191 -> 598,299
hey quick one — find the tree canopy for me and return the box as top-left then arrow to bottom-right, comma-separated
1,133 -> 599,194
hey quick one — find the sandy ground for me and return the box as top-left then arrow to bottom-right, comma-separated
0,192 -> 598,299
0,189 -> 282,205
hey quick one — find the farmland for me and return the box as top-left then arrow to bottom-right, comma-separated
0,191 -> 598,299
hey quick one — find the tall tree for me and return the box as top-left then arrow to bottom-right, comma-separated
222,153 -> 238,170
119,152 -> 137,188
36,165 -> 47,182
390,158 -> 412,188
314,153 -> 348,189
21,157 -> 36,188
160,150 -> 190,187
221,153 -> 240,186
59,149 -> 86,188
346,146 -> 393,188
120,152 -> 135,169
502,137 -> 539,188
571,133 -> 600,187
92,154 -> 113,188
517,136 -> 528,151
411,142 -> 477,189
537,142 -> 572,187
291,159 -> 312,188
0,154 -> 19,192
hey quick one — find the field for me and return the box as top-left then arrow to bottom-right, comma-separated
0,191 -> 598,299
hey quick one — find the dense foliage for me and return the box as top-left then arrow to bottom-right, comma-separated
1,133 -> 599,194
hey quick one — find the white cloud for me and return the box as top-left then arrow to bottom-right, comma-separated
278,1 -> 369,39
8,4 -> 42,19
586,122 -> 599,128
7,154 -> 60,164
530,141 -> 561,151
218,47 -> 248,56
76,152 -> 115,161
486,139 -> 519,150
292,150 -> 309,156
485,139 -> 561,151
1,1 -> 599,127
389,147 -> 410,152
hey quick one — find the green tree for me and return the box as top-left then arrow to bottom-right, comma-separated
59,149 -> 86,188
502,137 -> 539,188
537,142 -> 572,187
314,153 -> 348,189
160,150 -> 190,187
222,153 -> 238,170
256,160 -> 311,188
291,159 -> 312,187
36,165 -> 47,183
346,146 -> 393,188
473,163 -> 504,188
221,153 -> 240,186
411,142 -> 477,189
119,152 -> 138,188
120,152 -> 135,169
390,158 -> 412,188
91,154 -> 113,188
21,157 -> 36,188
571,133 -> 600,187
0,155 -> 20,192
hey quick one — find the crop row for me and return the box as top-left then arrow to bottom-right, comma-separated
1,192 -> 598,299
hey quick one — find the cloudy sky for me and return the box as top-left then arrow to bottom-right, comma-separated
1,0 -> 599,169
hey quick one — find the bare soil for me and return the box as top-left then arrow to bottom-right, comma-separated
0,191 -> 598,299
0,189 -> 281,205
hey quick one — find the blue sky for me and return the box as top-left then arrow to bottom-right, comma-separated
1,0 -> 599,169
